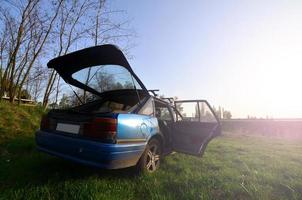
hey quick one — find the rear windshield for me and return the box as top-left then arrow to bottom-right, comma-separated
72,65 -> 142,93
51,65 -> 146,112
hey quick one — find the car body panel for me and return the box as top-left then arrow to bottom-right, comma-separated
36,130 -> 145,169
116,114 -> 159,143
35,113 -> 160,169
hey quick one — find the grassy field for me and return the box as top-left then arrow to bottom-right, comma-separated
1,102 -> 302,200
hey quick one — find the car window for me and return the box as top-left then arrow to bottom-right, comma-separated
156,106 -> 173,122
175,101 -> 217,122
139,98 -> 154,116
172,107 -> 182,121
72,65 -> 142,93
199,102 -> 217,122
176,102 -> 199,121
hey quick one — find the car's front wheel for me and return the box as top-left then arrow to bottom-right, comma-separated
136,138 -> 162,173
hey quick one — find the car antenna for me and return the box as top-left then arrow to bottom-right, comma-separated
148,89 -> 159,97
67,84 -> 83,105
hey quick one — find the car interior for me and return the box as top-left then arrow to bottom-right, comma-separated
70,89 -> 149,114
154,99 -> 174,148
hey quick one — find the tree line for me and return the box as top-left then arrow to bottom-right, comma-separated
212,106 -> 232,120
0,0 -> 134,108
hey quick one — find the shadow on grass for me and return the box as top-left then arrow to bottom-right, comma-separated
0,136 -> 139,191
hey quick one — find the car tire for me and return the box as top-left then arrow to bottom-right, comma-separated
136,138 -> 162,173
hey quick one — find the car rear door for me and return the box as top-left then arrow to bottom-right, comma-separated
172,100 -> 221,156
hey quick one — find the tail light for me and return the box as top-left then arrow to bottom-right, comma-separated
83,118 -> 117,142
40,115 -> 50,130
40,115 -> 56,131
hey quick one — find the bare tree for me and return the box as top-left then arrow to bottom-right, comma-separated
0,20 -> 9,96
0,0 -> 135,107
26,64 -> 47,101
0,0 -> 63,103
44,0 -> 135,108
17,0 -> 63,104
0,0 -> 39,102
83,0 -> 104,102
42,0 -> 97,107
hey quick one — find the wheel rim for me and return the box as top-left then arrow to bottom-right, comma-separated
146,143 -> 160,172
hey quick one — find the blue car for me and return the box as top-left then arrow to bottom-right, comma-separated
35,44 -> 221,173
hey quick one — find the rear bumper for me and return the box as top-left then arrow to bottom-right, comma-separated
35,130 -> 146,169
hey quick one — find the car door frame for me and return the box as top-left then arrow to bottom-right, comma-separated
172,99 -> 221,156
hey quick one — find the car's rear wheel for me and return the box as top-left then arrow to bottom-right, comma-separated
136,138 -> 162,173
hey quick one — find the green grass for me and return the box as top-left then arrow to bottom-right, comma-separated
0,101 -> 45,140
1,103 -> 302,199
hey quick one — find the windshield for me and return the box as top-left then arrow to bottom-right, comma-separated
72,65 -> 142,94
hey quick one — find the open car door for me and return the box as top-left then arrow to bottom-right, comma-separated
172,100 -> 221,156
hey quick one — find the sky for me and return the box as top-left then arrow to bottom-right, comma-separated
107,0 -> 302,118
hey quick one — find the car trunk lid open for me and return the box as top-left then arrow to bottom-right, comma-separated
47,44 -> 149,97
